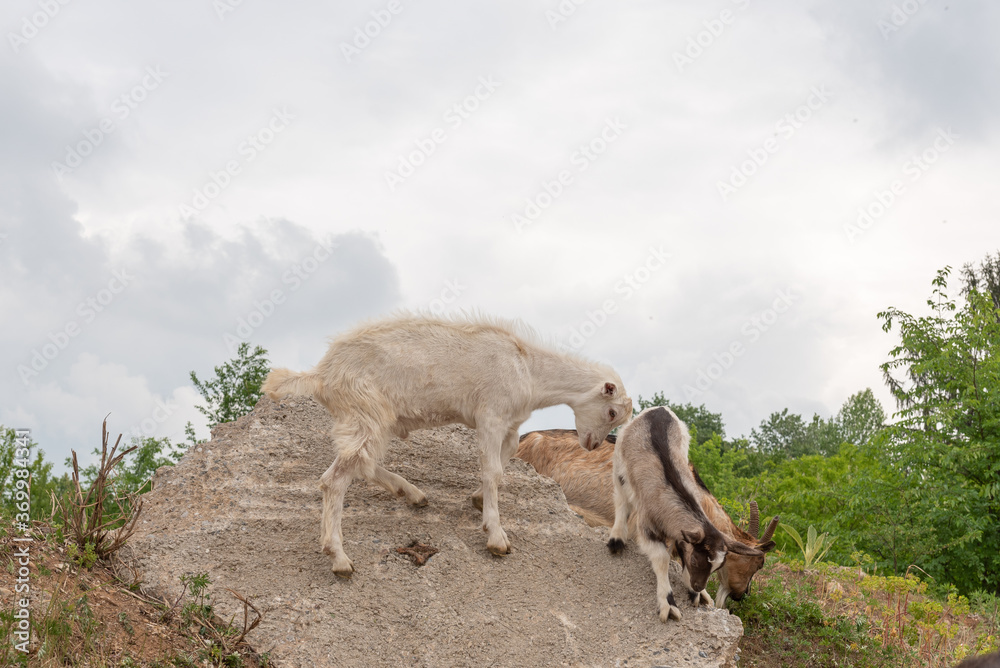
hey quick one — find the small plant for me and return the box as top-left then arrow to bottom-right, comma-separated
171,653 -> 197,667
180,572 -> 215,628
781,523 -> 836,567
164,573 -> 264,666
53,418 -> 142,561
66,540 -> 98,568
851,549 -> 876,576
118,610 -> 135,637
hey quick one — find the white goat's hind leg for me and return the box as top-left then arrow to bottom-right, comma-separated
372,465 -> 427,507
607,468 -> 630,553
477,422 -> 511,556
638,534 -> 682,622
319,457 -> 356,578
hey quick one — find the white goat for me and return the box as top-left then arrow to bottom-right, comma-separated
609,406 -> 762,621
263,313 -> 633,577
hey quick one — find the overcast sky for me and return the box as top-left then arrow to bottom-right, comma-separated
2,0 -> 998,472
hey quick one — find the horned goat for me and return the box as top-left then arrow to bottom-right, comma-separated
691,470 -> 778,606
516,428 -> 778,606
263,313 -> 633,577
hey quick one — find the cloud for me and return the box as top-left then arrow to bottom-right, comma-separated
1,181 -> 402,470
3,0 -> 998,470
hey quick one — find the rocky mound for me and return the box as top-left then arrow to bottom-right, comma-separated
129,397 -> 743,667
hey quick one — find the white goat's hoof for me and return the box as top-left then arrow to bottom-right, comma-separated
486,529 -> 511,556
699,590 -> 713,607
410,492 -> 428,507
329,554 -> 355,578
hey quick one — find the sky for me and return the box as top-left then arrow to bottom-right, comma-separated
2,0 -> 998,472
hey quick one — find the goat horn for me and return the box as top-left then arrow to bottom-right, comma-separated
749,501 -> 760,538
760,515 -> 780,543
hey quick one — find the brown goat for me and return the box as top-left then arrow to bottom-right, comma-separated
517,425 -> 778,607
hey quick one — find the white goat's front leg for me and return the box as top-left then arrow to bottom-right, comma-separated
371,465 -> 427,507
607,468 -> 631,553
637,534 -> 682,621
319,457 -> 356,578
471,428 -> 519,511
477,422 -> 511,556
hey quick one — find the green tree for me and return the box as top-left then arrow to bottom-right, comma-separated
749,408 -> 809,457
750,408 -> 845,459
835,388 -> 886,447
877,266 -> 1000,594
0,426 -> 71,521
961,249 -> 1000,313
190,343 -> 270,428
804,413 -> 843,457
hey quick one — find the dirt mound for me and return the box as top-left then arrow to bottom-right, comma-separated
129,397 -> 743,667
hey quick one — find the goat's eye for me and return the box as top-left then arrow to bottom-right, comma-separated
609,410 -> 617,421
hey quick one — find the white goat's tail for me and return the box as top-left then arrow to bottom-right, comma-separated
262,368 -> 323,400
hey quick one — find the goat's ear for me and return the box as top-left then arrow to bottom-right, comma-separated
603,382 -> 617,396
756,540 -> 777,554
726,539 -> 765,557
676,539 -> 694,568
681,529 -> 703,544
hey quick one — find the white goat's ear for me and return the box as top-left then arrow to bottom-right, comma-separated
603,382 -> 617,396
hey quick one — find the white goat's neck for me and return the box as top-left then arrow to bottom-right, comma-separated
525,346 -> 604,410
